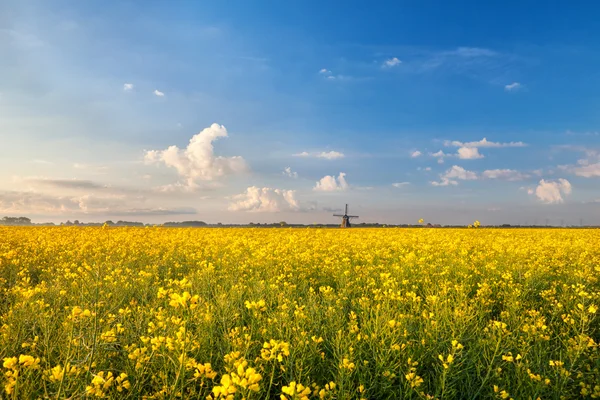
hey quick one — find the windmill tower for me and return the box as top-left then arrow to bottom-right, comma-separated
333,204 -> 359,228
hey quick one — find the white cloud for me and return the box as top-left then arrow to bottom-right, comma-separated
153,89 -> 165,97
123,83 -> 134,91
482,169 -> 529,181
319,68 -> 331,75
430,150 -> 447,164
445,165 -> 478,180
457,147 -> 484,159
505,82 -> 521,91
573,162 -> 600,177
392,182 -> 410,188
410,150 -> 422,158
318,151 -> 344,160
445,138 -> 527,148
383,57 -> 402,68
228,187 -> 299,212
283,167 -> 298,179
431,165 -> 477,186
293,151 -> 344,160
431,179 -> 458,187
314,172 -> 349,191
532,179 -> 572,204
144,123 -> 247,189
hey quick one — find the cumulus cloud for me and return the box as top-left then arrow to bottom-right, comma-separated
293,151 -> 344,160
482,169 -> 529,181
505,82 -> 521,91
532,179 -> 572,204
392,182 -> 410,188
411,150 -> 422,158
457,147 -> 484,159
319,68 -> 331,75
144,123 -> 247,189
153,89 -> 164,97
283,167 -> 298,178
430,150 -> 447,164
314,173 -> 349,191
123,83 -> 134,91
228,187 -> 299,212
383,57 -> 402,67
431,165 -> 477,186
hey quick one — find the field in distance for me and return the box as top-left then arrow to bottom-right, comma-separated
0,227 -> 599,399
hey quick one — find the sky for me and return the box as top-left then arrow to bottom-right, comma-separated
1,0 -> 599,225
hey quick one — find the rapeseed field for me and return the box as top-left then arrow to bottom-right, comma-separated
0,227 -> 599,399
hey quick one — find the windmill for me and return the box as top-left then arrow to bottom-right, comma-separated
333,204 -> 359,228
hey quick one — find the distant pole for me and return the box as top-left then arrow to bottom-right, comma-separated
580,218 -> 584,227
545,218 -> 549,227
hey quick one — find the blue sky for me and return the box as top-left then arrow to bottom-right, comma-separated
1,0 -> 599,225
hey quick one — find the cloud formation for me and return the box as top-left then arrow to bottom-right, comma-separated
457,147 -> 484,159
314,172 -> 349,191
0,191 -> 194,216
383,57 -> 402,67
440,137 -> 526,160
445,138 -> 526,148
533,179 -> 572,204
228,187 -> 299,212
29,178 -> 106,190
505,82 -> 521,91
294,151 -> 345,160
481,169 -> 529,181
144,123 -> 247,189
410,150 -> 422,158
430,150 -> 447,164
392,182 -> 410,188
153,89 -> 164,97
431,165 -> 477,186
282,167 -> 298,178
123,83 -> 134,91
573,162 -> 600,178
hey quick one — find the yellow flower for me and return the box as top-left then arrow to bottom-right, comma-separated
18,354 -> 40,368
3,357 -> 18,370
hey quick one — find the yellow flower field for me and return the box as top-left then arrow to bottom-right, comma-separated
1,227 -> 599,399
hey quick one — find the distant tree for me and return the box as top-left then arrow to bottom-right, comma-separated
280,221 -> 287,227
1,216 -> 32,225
73,220 -> 80,226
